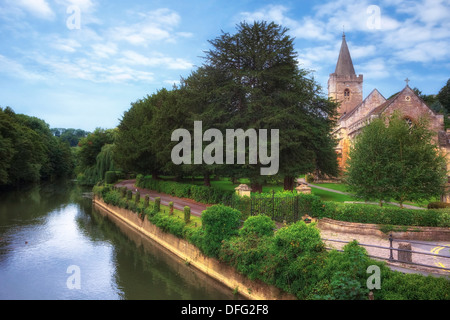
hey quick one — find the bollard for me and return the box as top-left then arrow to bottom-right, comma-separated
397,242 -> 412,263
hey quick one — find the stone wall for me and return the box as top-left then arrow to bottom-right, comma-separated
318,217 -> 450,241
93,196 -> 296,301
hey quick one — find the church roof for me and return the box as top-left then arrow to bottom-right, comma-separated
334,33 -> 356,76
339,88 -> 386,122
367,85 -> 412,117
365,85 -> 440,119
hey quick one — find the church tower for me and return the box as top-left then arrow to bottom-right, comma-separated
328,33 -> 363,116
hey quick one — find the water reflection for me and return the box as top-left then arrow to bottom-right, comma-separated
0,181 -> 241,300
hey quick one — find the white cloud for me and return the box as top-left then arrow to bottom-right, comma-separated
15,0 -> 55,20
91,43 -> 118,59
119,50 -> 193,70
51,38 -> 82,53
357,58 -> 390,79
111,8 -> 184,45
0,55 -> 45,80
240,5 -> 331,41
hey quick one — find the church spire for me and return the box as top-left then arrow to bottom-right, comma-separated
335,33 -> 356,76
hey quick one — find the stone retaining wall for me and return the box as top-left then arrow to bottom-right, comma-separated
318,217 -> 450,241
93,197 -> 296,300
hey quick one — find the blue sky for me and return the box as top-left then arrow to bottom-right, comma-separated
0,0 -> 449,131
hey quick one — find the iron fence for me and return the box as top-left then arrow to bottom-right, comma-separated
229,190 -> 319,223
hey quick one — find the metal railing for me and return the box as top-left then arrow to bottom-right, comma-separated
322,234 -> 450,273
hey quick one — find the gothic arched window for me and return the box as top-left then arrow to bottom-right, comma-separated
344,88 -> 350,101
404,117 -> 414,129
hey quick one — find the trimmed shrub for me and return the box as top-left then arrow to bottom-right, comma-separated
201,205 -> 242,257
126,189 -> 132,200
135,190 -> 140,203
120,187 -> 127,198
318,202 -> 450,228
144,195 -> 150,208
154,197 -> 161,213
135,175 -> 234,205
239,215 -> 276,238
184,206 -> 191,223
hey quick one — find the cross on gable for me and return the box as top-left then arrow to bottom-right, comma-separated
405,78 -> 410,86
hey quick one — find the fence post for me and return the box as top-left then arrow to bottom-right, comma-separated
389,234 -> 395,262
272,190 -> 275,220
250,193 -> 253,216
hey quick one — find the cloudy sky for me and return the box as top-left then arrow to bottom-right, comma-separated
0,0 -> 449,131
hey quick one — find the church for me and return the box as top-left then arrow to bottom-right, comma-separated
328,33 -> 450,201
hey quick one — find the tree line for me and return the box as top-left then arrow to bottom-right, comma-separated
0,107 -> 77,187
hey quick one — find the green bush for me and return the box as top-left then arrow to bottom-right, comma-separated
105,171 -> 117,184
274,221 -> 325,258
126,189 -> 132,200
135,190 -> 140,203
144,195 -> 150,208
136,175 -> 234,205
220,233 -> 276,281
154,197 -> 160,213
239,215 -> 276,238
201,205 -> 241,257
120,187 -> 127,198
319,202 -> 450,228
184,206 -> 190,223
149,212 -> 186,238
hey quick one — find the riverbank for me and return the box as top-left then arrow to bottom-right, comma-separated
93,196 -> 296,300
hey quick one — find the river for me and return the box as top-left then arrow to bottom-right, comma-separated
0,180 -> 240,300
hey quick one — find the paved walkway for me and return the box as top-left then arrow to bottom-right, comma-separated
115,179 -> 449,278
115,179 -> 209,217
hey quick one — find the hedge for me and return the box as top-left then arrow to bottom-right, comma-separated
136,175 -> 233,205
319,202 -> 450,228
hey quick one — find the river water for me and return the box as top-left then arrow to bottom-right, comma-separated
0,180 -> 239,300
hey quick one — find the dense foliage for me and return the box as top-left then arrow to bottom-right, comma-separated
136,174 -> 234,204
0,107 -> 74,187
75,128 -> 118,185
345,112 -> 447,207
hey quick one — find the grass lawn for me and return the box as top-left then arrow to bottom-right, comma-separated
311,183 -> 351,193
309,187 -> 358,202
147,176 -> 436,208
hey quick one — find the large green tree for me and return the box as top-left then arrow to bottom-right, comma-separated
192,21 -> 338,191
113,96 -> 159,177
345,112 -> 447,207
